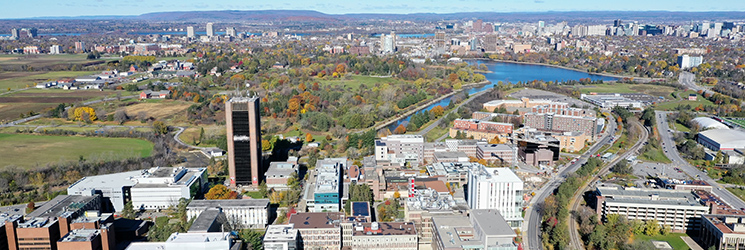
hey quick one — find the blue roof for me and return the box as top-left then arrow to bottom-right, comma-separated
352,202 -> 370,217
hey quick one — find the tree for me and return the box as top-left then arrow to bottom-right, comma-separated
261,139 -> 272,151
70,107 -> 97,122
431,105 -> 445,117
205,184 -> 238,200
239,229 -> 264,250
393,124 -> 407,134
121,200 -> 136,219
305,133 -> 313,143
393,191 -> 401,199
259,181 -> 268,198
644,219 -> 661,236
114,109 -> 129,124
287,172 -> 299,190
26,201 -> 35,214
152,121 -> 169,135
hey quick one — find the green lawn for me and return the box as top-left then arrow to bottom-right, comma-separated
318,75 -> 402,91
575,83 -> 676,97
634,233 -> 691,250
727,187 -> 745,202
0,133 -> 153,169
672,122 -> 691,133
654,91 -> 715,111
639,145 -> 672,163
0,71 -> 98,92
424,126 -> 449,142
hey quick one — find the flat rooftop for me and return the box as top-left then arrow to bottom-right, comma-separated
26,195 -> 98,218
288,212 -> 343,229
434,151 -> 468,159
471,209 -> 517,237
470,166 -> 523,183
60,229 -> 100,242
598,187 -> 706,208
187,199 -> 270,209
315,158 -> 345,194
188,208 -> 222,232
432,215 -> 483,249
264,224 -> 298,241
352,222 -> 416,236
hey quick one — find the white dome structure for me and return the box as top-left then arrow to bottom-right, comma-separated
692,117 -> 729,130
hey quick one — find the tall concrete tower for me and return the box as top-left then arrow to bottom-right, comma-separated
187,26 -> 195,38
206,23 -> 214,37
226,96 -> 262,187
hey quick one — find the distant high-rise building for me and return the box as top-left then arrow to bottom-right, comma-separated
614,19 -> 623,27
187,26 -> 195,38
381,31 -> 396,54
678,55 -> 703,69
467,166 -> 524,228
49,45 -> 61,54
434,31 -> 446,48
206,22 -> 214,37
27,28 -> 37,38
226,27 -> 236,37
226,96 -> 263,187
75,41 -> 85,53
10,28 -> 18,39
473,19 -> 483,32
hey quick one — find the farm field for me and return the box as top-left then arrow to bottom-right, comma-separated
0,89 -> 113,123
0,71 -> 98,93
0,133 -> 153,169
122,100 -> 193,121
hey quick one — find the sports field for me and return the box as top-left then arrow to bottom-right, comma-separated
0,133 -> 153,169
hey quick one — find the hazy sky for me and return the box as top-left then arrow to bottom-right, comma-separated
2,0 -> 744,19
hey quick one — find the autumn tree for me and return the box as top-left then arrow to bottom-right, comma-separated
26,201 -> 35,214
205,184 -> 238,200
393,124 -> 407,134
69,107 -> 97,122
431,105 -> 445,117
305,133 -> 313,143
152,121 -> 169,135
262,139 -> 272,151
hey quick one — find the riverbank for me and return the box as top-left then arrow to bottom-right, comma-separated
370,80 -> 491,132
467,58 -> 665,82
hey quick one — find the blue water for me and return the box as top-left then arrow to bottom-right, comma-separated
385,60 -> 617,131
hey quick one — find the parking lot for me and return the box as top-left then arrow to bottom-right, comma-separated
632,162 -> 691,180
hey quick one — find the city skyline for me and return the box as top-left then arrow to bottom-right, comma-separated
1,0 -> 745,19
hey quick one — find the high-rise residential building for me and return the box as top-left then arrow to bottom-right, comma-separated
75,41 -> 86,53
206,22 -> 214,37
10,28 -> 19,39
678,54 -> 704,69
226,27 -> 236,37
467,166 -> 524,228
27,28 -> 37,38
225,96 -> 262,187
613,19 -> 623,27
50,45 -> 61,54
187,26 -> 195,38
434,31 -> 446,48
473,19 -> 483,32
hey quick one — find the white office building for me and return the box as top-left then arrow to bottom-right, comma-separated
49,45 -> 61,54
467,166 -> 524,228
68,167 -> 207,212
264,224 -> 299,250
206,23 -> 214,37
375,135 -> 425,166
125,232 -> 238,250
186,199 -> 270,229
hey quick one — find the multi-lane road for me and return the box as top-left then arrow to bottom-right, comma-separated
524,116 -> 617,250
656,111 -> 745,209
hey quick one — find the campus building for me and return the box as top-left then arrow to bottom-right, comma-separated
186,199 -> 270,229
226,96 -> 263,187
431,210 -> 517,250
594,186 -> 710,232
375,135 -> 425,166
523,112 -> 600,138
288,212 -> 344,250
305,158 -> 345,212
467,166 -> 524,228
700,214 -> 745,250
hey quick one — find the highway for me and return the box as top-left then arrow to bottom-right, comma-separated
523,115 -> 617,250
567,120 -> 649,250
656,111 -> 745,209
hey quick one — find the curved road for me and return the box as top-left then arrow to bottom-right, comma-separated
524,115 -> 617,250
567,120 -> 649,250
657,111 -> 745,209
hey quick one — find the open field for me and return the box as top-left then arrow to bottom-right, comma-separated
0,54 -> 93,67
633,233 -> 690,250
0,133 -> 153,169
0,89 -> 115,122
0,71 -> 98,92
318,75 -> 402,91
122,100 -> 193,121
654,91 -> 715,110
0,103 -> 52,122
575,83 -> 676,97
727,187 -> 745,203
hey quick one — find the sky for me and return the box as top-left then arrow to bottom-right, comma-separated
2,0 -> 745,19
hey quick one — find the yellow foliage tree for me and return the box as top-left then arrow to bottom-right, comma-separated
305,133 -> 313,143
205,184 -> 237,200
71,107 -> 97,122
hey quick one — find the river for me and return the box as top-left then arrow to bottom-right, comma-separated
385,60 -> 618,131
